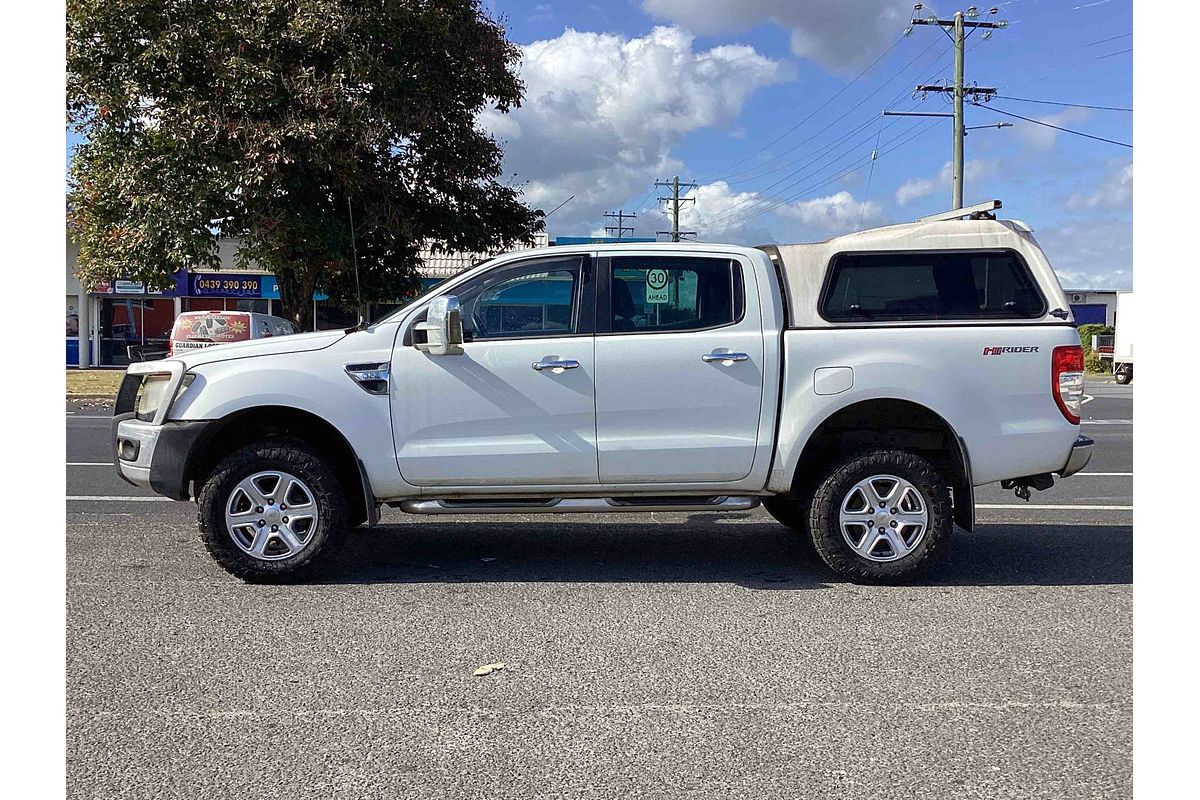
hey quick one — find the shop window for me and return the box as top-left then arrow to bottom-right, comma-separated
66,296 -> 80,337
97,297 -> 175,365
185,297 -> 225,312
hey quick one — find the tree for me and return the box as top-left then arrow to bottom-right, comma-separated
67,0 -> 543,330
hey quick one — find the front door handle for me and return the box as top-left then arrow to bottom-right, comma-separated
532,359 -> 580,371
702,351 -> 750,364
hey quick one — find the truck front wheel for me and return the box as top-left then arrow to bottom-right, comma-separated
197,439 -> 348,582
807,450 -> 953,583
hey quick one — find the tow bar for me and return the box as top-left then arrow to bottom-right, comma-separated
1001,473 -> 1055,501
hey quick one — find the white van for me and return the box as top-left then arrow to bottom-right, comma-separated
168,311 -> 298,356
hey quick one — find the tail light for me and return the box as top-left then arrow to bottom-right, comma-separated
1052,345 -> 1084,424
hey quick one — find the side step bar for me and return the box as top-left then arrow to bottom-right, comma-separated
397,496 -> 760,515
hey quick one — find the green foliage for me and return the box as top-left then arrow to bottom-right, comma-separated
67,0 -> 544,328
1085,352 -> 1110,374
1078,324 -> 1114,374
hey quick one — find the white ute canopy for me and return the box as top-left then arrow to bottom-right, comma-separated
757,200 -> 1071,328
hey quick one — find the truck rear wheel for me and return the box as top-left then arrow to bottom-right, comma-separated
807,449 -> 953,584
197,439 -> 348,582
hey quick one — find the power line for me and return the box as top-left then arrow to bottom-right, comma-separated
710,119 -> 940,233
630,183 -> 658,213
696,44 -> 957,224
975,104 -> 1132,147
1081,32 -> 1131,47
709,117 -> 941,232
697,35 -> 972,230
1095,47 -> 1132,60
695,35 -> 907,183
992,94 -> 1131,112
702,36 -> 948,184
697,110 -> 913,229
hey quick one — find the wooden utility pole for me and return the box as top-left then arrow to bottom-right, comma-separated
603,209 -> 637,238
909,4 -> 1006,208
655,176 -> 697,241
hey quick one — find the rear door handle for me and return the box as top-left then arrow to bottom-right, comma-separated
532,359 -> 580,371
702,351 -> 750,364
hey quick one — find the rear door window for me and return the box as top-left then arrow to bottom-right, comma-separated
821,250 -> 1046,321
606,256 -> 742,333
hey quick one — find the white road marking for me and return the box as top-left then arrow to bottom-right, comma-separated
1081,394 -> 1094,404
67,462 -> 111,466
67,496 -> 174,502
977,503 -> 1132,510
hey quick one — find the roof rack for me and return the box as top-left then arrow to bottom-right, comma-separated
917,199 -> 1002,223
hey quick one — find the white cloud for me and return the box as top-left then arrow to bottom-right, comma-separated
1011,106 -> 1093,150
481,26 -> 790,232
645,181 -> 884,244
1068,162 -> 1132,211
1036,221 -> 1133,290
774,190 -> 884,234
640,0 -> 911,71
894,160 -> 1000,206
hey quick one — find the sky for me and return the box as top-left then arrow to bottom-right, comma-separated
66,0 -> 1133,290
481,0 -> 1133,288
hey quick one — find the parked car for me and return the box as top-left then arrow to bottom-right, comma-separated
168,310 -> 298,356
113,200 -> 1092,584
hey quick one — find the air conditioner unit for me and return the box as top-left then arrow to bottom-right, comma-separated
1070,293 -> 1084,303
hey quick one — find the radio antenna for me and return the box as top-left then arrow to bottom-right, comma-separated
347,196 -> 363,326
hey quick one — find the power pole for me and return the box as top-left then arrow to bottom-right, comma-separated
655,176 -> 697,241
908,4 -> 1007,208
603,209 -> 637,238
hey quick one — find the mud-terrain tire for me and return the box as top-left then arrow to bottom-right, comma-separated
197,439 -> 348,582
807,449 -> 953,584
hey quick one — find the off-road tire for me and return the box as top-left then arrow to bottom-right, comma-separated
197,439 -> 348,582
1114,371 -> 1131,385
807,449 -> 953,584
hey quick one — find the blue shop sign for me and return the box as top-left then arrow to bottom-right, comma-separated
190,272 -> 263,298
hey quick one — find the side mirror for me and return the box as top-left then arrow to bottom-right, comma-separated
413,295 -> 464,356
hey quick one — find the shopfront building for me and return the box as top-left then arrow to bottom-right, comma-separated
67,234 -> 548,367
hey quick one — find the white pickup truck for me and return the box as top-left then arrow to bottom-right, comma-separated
113,203 -> 1092,583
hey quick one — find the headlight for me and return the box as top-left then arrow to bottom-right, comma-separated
134,373 -> 195,422
135,376 -> 172,422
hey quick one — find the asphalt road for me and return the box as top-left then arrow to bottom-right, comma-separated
66,383 -> 1132,798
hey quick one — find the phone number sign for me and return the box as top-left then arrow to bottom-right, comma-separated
190,273 -> 263,298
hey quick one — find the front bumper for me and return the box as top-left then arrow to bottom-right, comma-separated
114,417 -> 211,499
1057,434 -> 1094,478
113,361 -> 210,500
